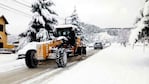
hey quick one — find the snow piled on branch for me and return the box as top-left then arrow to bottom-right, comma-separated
47,6 -> 57,14
30,0 -> 58,28
41,9 -> 52,21
129,1 -> 149,44
32,12 -> 45,26
36,28 -> 49,42
31,0 -> 40,6
129,18 -> 147,44
44,0 -> 53,5
143,1 -> 149,16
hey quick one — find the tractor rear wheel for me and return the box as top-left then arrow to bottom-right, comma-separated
56,48 -> 67,68
25,50 -> 38,68
77,47 -> 86,55
82,47 -> 86,55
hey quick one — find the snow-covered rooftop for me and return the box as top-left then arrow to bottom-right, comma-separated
54,24 -> 77,29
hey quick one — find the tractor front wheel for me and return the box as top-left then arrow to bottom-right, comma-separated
25,50 -> 38,68
56,48 -> 67,68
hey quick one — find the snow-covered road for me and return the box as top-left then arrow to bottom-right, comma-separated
0,44 -> 149,84
25,44 -> 149,84
0,48 -> 98,84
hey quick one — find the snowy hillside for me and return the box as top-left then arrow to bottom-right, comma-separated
81,22 -> 132,44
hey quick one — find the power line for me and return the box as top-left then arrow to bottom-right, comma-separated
0,2 -> 31,18
13,0 -> 31,8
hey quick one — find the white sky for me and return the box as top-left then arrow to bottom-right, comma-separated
53,0 -> 145,28
0,0 -> 146,34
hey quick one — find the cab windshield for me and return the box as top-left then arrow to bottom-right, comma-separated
56,27 -> 72,37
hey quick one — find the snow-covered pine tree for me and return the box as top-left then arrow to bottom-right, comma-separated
69,7 -> 82,35
130,1 -> 149,43
20,0 -> 58,41
134,9 -> 144,24
17,0 -> 58,50
30,0 -> 58,40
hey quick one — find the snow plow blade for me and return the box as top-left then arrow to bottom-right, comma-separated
17,54 -> 25,59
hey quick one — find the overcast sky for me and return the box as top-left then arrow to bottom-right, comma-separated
0,0 -> 146,34
54,0 -> 145,28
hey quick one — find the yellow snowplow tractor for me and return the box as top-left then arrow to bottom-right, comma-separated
18,24 -> 86,68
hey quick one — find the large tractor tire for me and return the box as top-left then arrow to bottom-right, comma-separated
82,47 -> 86,55
76,47 -> 86,55
25,50 -> 38,68
56,48 -> 67,68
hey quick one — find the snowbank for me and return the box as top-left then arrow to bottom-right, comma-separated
40,44 -> 149,84
0,54 -> 25,73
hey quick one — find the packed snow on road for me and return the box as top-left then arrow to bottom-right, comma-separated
19,44 -> 149,84
0,54 -> 25,73
0,47 -> 92,73
0,44 -> 149,84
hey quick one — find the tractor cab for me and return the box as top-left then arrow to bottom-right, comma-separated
54,25 -> 77,46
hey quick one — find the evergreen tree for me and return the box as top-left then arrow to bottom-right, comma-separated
69,7 -> 82,35
70,7 -> 79,25
134,8 -> 144,24
31,0 -> 58,33
18,0 -> 58,50
131,1 -> 149,43
20,0 -> 58,41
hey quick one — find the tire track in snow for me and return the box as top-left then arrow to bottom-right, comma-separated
0,49 -> 98,84
22,49 -> 99,84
